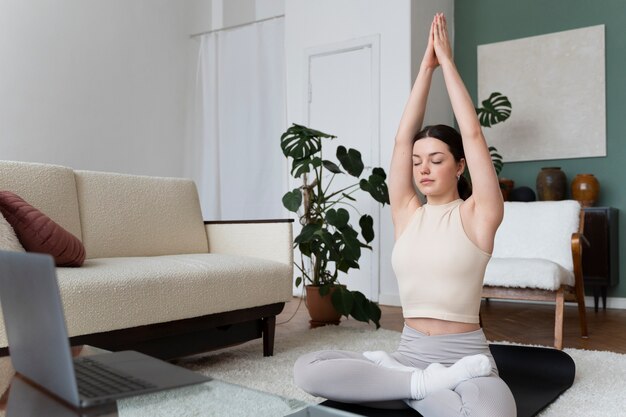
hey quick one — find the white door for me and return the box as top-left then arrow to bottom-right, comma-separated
306,37 -> 380,301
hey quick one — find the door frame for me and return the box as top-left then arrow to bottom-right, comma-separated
303,35 -> 382,301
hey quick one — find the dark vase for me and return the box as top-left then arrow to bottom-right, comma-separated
571,173 -> 600,207
509,186 -> 536,202
536,167 -> 566,201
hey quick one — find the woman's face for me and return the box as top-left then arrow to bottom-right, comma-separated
412,137 -> 464,198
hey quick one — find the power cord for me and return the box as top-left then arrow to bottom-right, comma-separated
276,284 -> 306,325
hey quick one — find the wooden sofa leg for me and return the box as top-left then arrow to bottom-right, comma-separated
554,287 -> 565,350
262,316 -> 276,357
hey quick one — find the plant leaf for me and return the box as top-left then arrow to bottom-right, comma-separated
298,241 -> 312,257
281,123 -> 335,177
475,92 -> 512,128
294,223 -> 321,245
489,146 -> 504,176
280,123 -> 334,158
331,286 -> 354,316
368,301 -> 381,329
359,214 -> 374,243
341,192 -> 356,202
318,229 -> 338,258
322,160 -> 342,174
282,189 -> 302,212
325,231 -> 344,263
319,283 -> 332,296
326,208 -> 350,229
336,146 -> 364,177
336,258 -> 359,273
348,291 -> 371,323
295,276 -> 302,287
359,167 -> 390,205
291,156 -> 322,178
339,227 -> 361,262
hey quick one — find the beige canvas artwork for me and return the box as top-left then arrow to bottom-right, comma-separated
478,25 -> 606,162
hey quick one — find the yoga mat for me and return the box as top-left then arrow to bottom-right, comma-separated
321,344 -> 576,417
491,344 -> 575,417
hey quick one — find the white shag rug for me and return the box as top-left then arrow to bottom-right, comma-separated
127,326 -> 626,416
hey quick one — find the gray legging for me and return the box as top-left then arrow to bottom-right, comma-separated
293,325 -> 516,417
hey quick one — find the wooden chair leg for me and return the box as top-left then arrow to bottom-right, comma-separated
574,284 -> 589,338
554,287 -> 565,350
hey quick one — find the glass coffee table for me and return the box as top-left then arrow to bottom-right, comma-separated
0,346 -> 360,417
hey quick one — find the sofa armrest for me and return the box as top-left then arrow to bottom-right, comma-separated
204,219 -> 294,266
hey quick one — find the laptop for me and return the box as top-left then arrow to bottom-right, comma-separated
0,250 -> 210,408
7,376 -> 92,417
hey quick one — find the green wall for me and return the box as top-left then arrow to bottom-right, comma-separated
455,0 -> 626,298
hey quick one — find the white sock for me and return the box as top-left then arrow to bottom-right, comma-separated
412,354 -> 492,399
363,351 -> 414,371
364,351 -> 491,400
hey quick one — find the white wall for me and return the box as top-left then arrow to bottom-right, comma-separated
1,0 -> 454,304
187,0 -> 213,35
285,0 -> 454,305
0,0 -> 191,177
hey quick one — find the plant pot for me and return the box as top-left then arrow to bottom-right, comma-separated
536,167 -> 566,201
571,173 -> 600,207
305,285 -> 342,328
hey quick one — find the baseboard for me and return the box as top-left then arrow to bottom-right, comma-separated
378,293 -> 401,307
378,293 -> 626,310
584,295 -> 626,310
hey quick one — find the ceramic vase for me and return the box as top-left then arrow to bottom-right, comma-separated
498,178 -> 514,201
536,167 -> 566,201
571,174 -> 600,207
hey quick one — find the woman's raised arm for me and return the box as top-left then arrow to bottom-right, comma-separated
432,13 -> 503,249
389,19 -> 439,230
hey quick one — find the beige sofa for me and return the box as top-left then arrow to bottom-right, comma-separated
0,160 -> 293,358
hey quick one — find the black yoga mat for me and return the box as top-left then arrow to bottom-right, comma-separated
320,344 -> 575,417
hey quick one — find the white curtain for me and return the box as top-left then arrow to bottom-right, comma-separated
196,17 -> 287,220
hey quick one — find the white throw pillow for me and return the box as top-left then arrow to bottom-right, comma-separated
0,212 -> 25,252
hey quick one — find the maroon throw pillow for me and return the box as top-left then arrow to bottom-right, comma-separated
0,191 -> 85,267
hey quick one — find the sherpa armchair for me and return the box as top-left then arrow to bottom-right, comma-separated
482,200 -> 588,350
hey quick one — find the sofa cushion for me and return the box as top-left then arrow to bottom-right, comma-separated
0,213 -> 25,252
0,161 -> 83,241
0,192 -> 85,266
74,170 -> 209,259
0,253 -> 292,346
484,257 -> 575,291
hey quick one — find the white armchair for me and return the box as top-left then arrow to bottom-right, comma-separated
482,200 -> 588,349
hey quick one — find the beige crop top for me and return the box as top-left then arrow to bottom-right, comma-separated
391,199 -> 491,324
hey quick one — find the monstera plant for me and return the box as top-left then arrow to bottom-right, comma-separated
475,91 -> 512,176
280,123 -> 389,328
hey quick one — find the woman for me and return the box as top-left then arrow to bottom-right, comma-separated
294,13 -> 516,416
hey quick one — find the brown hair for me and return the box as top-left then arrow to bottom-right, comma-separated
413,124 -> 472,200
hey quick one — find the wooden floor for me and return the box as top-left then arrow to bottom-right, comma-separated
276,297 -> 626,353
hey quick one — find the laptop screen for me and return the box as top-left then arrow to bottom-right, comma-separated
0,251 -> 80,405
